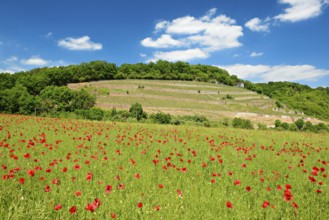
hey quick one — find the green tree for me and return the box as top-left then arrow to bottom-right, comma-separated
129,103 -> 147,121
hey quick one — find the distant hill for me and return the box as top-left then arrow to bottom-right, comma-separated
68,79 -> 323,126
1,60 -> 328,122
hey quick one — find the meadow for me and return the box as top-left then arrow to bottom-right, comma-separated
1,114 -> 329,219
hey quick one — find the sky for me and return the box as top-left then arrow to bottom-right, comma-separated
0,0 -> 329,87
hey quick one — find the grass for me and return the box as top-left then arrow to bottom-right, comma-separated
68,80 -> 308,125
1,114 -> 329,219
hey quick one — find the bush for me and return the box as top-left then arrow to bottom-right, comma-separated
275,120 -> 282,128
294,119 -> 305,130
232,118 -> 253,129
129,103 -> 147,121
87,108 -> 104,121
150,112 -> 172,124
281,122 -> 289,130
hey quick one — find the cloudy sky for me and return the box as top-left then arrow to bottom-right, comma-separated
1,0 -> 329,87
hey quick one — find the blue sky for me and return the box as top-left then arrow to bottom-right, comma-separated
1,0 -> 329,87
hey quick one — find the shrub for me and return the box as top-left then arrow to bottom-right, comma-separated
295,119 -> 305,130
150,112 -> 172,124
232,118 -> 253,129
129,103 -> 147,121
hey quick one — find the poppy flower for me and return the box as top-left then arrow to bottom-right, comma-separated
75,191 -> 82,196
158,184 -> 164,189
283,189 -> 293,202
137,202 -> 143,208
226,201 -> 233,208
54,204 -> 62,211
234,180 -> 241,185
27,170 -> 35,177
44,185 -> 51,192
111,213 -> 117,218
262,200 -> 270,208
69,206 -> 77,214
106,185 -> 112,194
246,186 -> 251,192
154,205 -> 160,211
292,202 -> 298,209
134,173 -> 141,179
18,178 -> 25,184
62,167 -> 67,173
177,189 -> 182,198
309,176 -> 317,183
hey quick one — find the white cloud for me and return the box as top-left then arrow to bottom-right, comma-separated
45,32 -> 53,38
275,0 -> 328,22
149,48 -> 209,62
0,66 -> 26,74
141,34 -> 186,48
142,8 -> 243,62
58,36 -> 102,51
140,53 -> 147,58
245,17 -> 270,32
21,56 -> 49,66
250,52 -> 264,57
220,64 -> 329,82
3,56 -> 18,64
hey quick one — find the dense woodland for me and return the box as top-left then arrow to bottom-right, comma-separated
0,60 -> 328,120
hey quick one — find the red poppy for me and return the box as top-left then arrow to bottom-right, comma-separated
226,201 -> 233,208
54,204 -> 62,211
118,183 -> 125,190
106,185 -> 112,194
177,189 -> 182,198
69,206 -> 77,214
134,173 -> 141,179
18,178 -> 25,184
292,202 -> 298,209
94,198 -> 101,208
158,184 -> 164,189
262,200 -> 270,208
27,170 -> 35,177
283,189 -> 293,202
234,180 -> 241,185
62,167 -> 67,173
86,172 -> 93,181
309,176 -> 317,182
246,186 -> 251,192
111,213 -> 117,218
75,191 -> 82,196
137,202 -> 143,208
44,185 -> 51,192
154,205 -> 160,211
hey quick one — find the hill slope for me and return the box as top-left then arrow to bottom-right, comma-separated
68,80 -> 322,125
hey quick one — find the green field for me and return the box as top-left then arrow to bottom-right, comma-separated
69,80 -> 319,126
1,114 -> 329,219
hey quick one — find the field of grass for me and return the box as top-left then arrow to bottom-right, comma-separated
1,114 -> 329,219
68,80 -> 318,126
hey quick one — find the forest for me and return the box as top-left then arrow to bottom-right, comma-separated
0,60 -> 328,120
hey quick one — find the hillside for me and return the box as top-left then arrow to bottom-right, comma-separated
0,60 -> 328,124
68,80 -> 322,126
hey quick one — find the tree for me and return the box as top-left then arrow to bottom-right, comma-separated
129,103 -> 147,121
294,119 -> 305,131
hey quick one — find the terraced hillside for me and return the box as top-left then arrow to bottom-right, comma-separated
68,80 -> 321,125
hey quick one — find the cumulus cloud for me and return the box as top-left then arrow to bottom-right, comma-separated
220,64 -> 329,82
148,48 -> 209,62
21,56 -> 49,66
275,0 -> 328,22
141,8 -> 243,62
141,34 -> 186,48
58,36 -> 102,51
0,56 -> 68,74
245,17 -> 270,32
250,52 -> 264,57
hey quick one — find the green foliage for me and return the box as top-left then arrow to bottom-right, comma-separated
256,82 -> 329,119
232,118 -> 254,129
294,118 -> 305,130
150,112 -> 172,124
129,103 -> 147,121
257,123 -> 267,130
275,120 -> 282,128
